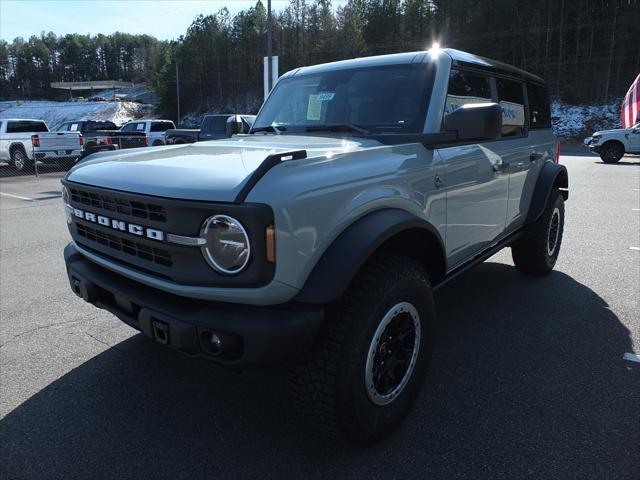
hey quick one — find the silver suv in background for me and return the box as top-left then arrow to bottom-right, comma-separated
62,49 -> 567,444
585,123 -> 640,163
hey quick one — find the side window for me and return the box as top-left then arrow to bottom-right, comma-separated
527,82 -> 551,129
496,77 -> 526,137
444,69 -> 492,119
120,123 -> 135,132
6,121 -> 48,133
150,122 -> 175,132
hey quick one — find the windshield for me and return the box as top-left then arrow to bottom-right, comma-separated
252,63 -> 433,135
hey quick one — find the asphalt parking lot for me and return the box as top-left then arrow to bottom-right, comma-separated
1,150 -> 638,479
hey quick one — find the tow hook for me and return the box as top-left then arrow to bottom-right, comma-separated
152,320 -> 170,345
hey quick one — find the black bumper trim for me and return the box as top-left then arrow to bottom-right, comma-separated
64,243 -> 323,370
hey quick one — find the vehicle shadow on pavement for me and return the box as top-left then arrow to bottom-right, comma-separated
1,263 -> 638,479
595,160 -> 640,166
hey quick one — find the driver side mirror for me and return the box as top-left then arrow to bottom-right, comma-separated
225,115 -> 245,137
444,103 -> 503,142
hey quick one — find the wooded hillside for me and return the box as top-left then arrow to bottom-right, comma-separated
1,0 -> 638,121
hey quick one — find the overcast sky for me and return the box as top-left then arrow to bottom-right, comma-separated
0,0 -> 344,42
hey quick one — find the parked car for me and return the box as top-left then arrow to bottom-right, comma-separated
120,120 -> 176,146
165,114 -> 255,144
62,48 -> 567,444
57,120 -> 147,157
584,122 -> 640,163
0,118 -> 83,171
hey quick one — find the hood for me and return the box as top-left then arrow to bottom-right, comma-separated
67,135 -> 378,202
592,127 -> 630,136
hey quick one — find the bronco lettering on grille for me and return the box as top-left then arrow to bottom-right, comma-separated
70,206 -> 165,241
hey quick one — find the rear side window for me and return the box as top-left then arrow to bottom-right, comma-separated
496,77 -> 526,137
444,69 -> 492,117
150,121 -> 175,132
527,83 -> 551,129
6,120 -> 48,133
121,122 -> 144,132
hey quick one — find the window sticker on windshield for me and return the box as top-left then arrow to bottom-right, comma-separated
307,92 -> 335,120
136,123 -> 145,131
307,94 -> 322,120
70,124 -> 78,131
317,92 -> 335,101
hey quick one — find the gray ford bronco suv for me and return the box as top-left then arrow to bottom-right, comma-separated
63,48 -> 568,444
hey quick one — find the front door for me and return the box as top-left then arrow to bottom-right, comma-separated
629,125 -> 640,153
438,144 -> 509,268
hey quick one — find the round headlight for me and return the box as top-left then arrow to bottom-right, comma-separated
201,215 -> 251,274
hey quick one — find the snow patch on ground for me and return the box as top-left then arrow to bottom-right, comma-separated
552,99 -> 621,141
0,100 -> 153,129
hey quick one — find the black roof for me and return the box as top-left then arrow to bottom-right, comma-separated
445,48 -> 545,84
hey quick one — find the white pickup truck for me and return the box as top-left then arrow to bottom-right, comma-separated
119,119 -> 176,146
585,122 -> 640,163
0,118 -> 84,171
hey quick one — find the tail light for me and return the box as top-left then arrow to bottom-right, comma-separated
31,135 -> 40,147
555,139 -> 561,163
79,134 -> 84,146
105,136 -> 112,145
145,135 -> 149,146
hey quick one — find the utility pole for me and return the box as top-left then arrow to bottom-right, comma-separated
267,0 -> 273,92
175,59 -> 182,125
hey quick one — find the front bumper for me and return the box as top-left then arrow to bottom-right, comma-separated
64,243 -> 323,370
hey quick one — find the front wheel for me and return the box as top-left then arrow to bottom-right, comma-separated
599,142 -> 624,163
512,190 -> 565,275
289,254 -> 435,445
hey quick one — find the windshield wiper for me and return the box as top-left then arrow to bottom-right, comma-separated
305,124 -> 370,135
251,125 -> 285,135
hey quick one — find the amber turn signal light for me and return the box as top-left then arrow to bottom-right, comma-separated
265,224 -> 275,263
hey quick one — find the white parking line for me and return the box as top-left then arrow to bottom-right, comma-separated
633,208 -> 640,211
0,192 -> 34,201
623,353 -> 640,363
631,247 -> 640,251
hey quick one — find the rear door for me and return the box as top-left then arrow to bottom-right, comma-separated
490,76 -> 534,231
437,69 -> 510,267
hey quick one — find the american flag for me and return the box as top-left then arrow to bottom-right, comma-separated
622,73 -> 640,128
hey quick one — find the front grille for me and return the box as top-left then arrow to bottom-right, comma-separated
69,187 -> 167,222
76,223 -> 172,267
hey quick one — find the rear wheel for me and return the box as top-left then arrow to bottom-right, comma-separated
512,190 -> 565,275
289,254 -> 435,445
599,142 -> 624,163
11,149 -> 32,172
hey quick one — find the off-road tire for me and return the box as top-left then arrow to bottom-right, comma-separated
599,141 -> 624,163
512,190 -> 565,275
11,149 -> 33,172
289,254 -> 435,445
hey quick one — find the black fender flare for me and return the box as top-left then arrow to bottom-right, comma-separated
295,208 -> 445,304
525,161 -> 569,224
